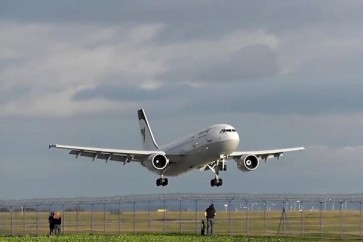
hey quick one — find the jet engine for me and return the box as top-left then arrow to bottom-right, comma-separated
149,154 -> 169,170
236,155 -> 259,172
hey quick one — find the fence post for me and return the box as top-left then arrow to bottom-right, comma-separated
319,201 -> 323,238
282,201 -> 286,236
148,200 -> 151,233
76,203 -> 79,234
195,200 -> 198,234
179,199 -> 182,234
103,203 -> 106,235
118,200 -> 121,234
340,201 -> 344,239
163,200 -> 166,233
245,201 -> 249,236
23,204 -> 26,235
263,202 -> 267,236
10,206 -> 13,236
91,204 -> 94,235
0,205 -> 2,235
300,202 -> 304,238
132,201 -> 136,234
228,200 -> 231,235
36,204 -> 40,235
360,201 -> 362,239
62,204 -> 65,235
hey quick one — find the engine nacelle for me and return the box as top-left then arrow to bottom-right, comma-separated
149,154 -> 169,170
236,154 -> 259,172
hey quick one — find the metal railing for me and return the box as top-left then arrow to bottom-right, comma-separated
0,193 -> 363,239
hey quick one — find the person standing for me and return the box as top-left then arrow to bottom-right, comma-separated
204,203 -> 216,235
53,212 -> 62,236
48,211 -> 55,235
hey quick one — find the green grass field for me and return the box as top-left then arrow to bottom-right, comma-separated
0,210 -> 362,240
0,234 -> 326,242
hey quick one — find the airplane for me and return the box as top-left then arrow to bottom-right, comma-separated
49,109 -> 304,187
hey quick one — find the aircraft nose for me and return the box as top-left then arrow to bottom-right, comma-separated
223,132 -> 239,154
228,127 -> 239,141
234,131 -> 240,141
232,132 -> 239,148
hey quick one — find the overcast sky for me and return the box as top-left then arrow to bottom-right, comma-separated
1,1 -> 363,199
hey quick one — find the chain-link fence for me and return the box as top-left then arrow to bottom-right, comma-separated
1,193 -> 363,239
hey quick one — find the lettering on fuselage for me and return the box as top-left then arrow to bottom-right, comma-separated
197,128 -> 211,138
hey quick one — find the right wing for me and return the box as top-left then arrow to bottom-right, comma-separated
199,146 -> 304,171
49,144 -> 165,164
229,147 -> 305,161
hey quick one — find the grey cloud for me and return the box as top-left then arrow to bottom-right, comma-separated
0,86 -> 30,104
73,72 -> 363,117
178,81 -> 363,116
0,58 -> 23,71
159,45 -> 279,83
73,84 -> 195,102
2,1 -> 363,43
296,52 -> 363,81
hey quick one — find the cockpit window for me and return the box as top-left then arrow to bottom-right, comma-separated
220,128 -> 236,133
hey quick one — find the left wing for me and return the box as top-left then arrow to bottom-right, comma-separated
49,144 -> 165,164
229,147 -> 305,161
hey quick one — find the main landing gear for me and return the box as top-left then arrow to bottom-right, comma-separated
211,177 -> 223,187
208,156 -> 227,187
218,162 -> 227,171
156,176 -> 168,186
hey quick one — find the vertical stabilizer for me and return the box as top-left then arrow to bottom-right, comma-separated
138,109 -> 159,150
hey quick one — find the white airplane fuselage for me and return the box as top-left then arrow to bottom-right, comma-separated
143,124 -> 239,176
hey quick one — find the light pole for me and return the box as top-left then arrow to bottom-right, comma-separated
296,200 -> 301,211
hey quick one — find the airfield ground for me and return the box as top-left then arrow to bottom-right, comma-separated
0,210 -> 362,240
0,234 -> 338,242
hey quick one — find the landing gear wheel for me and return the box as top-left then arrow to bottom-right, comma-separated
211,178 -> 223,187
156,177 -> 168,187
217,178 -> 223,186
218,163 -> 227,171
162,178 -> 168,186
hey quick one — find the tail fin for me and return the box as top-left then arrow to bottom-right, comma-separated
138,109 -> 159,150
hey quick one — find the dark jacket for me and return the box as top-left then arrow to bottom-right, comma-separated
54,216 -> 62,225
205,205 -> 216,218
48,215 -> 55,228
